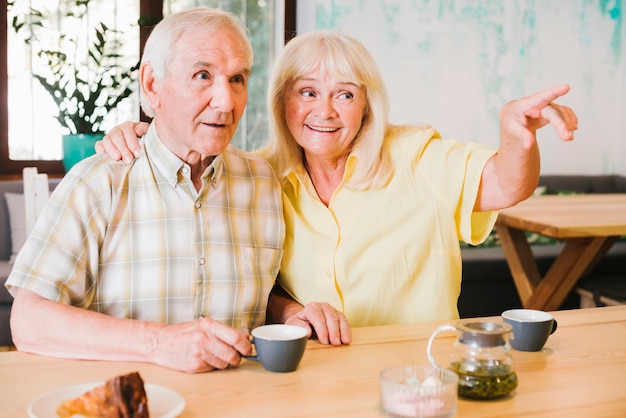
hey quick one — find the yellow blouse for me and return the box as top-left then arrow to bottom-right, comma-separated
278,127 -> 497,326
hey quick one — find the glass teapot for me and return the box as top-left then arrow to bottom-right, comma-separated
427,319 -> 518,399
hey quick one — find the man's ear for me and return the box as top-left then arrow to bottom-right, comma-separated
140,63 -> 160,110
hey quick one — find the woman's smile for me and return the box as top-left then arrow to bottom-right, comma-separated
306,124 -> 339,132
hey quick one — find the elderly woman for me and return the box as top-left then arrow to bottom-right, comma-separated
97,31 -> 577,345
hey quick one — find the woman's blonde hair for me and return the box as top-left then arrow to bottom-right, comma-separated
258,31 -> 394,189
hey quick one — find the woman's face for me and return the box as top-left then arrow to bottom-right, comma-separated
284,67 -> 367,162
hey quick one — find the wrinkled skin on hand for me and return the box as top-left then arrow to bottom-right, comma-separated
283,301 -> 352,346
153,317 -> 253,373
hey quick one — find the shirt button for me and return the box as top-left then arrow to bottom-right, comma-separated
169,177 -> 176,185
195,202 -> 201,209
212,177 -> 217,184
182,166 -> 189,174
199,258 -> 206,265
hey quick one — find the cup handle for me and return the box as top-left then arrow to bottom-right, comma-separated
426,325 -> 456,368
551,320 -> 558,335
242,337 -> 259,361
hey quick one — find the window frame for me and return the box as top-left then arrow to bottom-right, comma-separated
0,0 -> 296,178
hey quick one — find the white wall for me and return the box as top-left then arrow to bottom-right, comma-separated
297,0 -> 626,175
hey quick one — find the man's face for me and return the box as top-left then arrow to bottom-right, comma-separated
146,26 -> 250,161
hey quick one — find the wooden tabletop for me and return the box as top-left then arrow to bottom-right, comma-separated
497,193 -> 626,239
1,306 -> 625,417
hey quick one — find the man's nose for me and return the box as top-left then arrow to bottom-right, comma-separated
209,78 -> 235,112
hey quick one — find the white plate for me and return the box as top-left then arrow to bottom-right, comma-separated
28,382 -> 185,418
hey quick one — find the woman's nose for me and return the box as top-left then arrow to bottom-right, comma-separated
315,97 -> 338,118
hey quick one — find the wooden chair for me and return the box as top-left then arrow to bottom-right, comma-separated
0,168 -> 49,350
22,167 -> 49,235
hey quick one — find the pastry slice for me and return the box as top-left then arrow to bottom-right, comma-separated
56,371 -> 149,418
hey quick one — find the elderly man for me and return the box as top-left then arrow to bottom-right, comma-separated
5,8 -> 284,373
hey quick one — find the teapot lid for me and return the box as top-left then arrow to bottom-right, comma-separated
456,320 -> 512,347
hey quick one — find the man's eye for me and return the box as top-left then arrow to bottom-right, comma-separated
196,71 -> 210,80
231,74 -> 246,84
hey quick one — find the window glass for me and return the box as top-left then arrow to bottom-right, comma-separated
7,0 -> 140,161
6,0 -> 276,162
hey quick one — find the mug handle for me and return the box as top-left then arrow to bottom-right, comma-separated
551,320 -> 558,335
426,325 -> 456,368
242,337 -> 259,361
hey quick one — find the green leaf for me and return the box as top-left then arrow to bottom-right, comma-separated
9,0 -> 139,135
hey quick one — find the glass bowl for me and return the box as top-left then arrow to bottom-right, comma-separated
380,364 -> 458,418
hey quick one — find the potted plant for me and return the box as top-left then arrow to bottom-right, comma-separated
8,0 -> 139,171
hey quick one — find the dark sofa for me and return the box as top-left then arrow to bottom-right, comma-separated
458,174 -> 626,318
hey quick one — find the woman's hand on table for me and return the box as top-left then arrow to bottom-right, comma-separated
284,302 -> 352,346
266,285 -> 351,345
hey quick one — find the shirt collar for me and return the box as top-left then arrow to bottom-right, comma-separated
285,150 -> 361,199
144,122 -> 224,188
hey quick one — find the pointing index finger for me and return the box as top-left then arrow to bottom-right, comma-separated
525,84 -> 571,110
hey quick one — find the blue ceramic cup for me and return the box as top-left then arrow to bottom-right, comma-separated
502,309 -> 558,352
243,324 -> 308,372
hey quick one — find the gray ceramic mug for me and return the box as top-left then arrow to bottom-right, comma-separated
501,309 -> 558,351
243,324 -> 309,372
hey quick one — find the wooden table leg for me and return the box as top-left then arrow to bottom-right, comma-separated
497,225 -> 542,305
526,236 -> 618,310
498,222 -> 619,311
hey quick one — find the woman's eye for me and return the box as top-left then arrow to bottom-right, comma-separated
301,90 -> 316,98
339,92 -> 354,100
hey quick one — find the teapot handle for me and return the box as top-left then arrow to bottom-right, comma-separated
426,324 -> 456,368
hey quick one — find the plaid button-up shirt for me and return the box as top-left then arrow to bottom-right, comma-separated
7,124 -> 285,330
